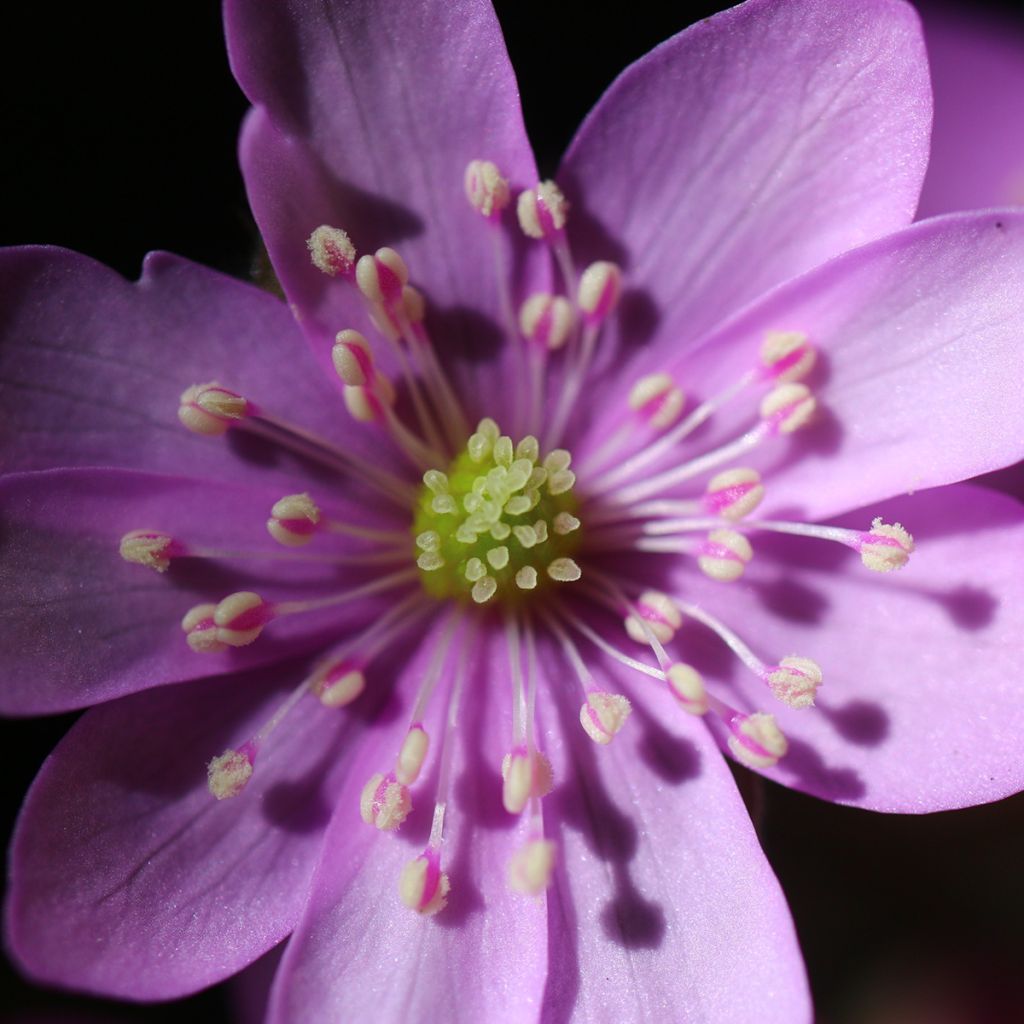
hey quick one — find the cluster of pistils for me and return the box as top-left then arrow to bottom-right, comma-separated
177,382 -> 253,436
360,771 -> 413,831
412,420 -> 582,603
119,530 -> 183,572
399,849 -> 450,917
181,591 -> 273,652
624,589 -> 683,645
629,373 -> 686,432
306,224 -> 357,277
727,712 -> 788,769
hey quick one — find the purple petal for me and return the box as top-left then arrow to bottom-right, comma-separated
0,246 -> 393,481
6,661 -> 388,999
0,468 -> 409,714
536,645 -> 811,1023
614,211 -> 1024,520
227,0 -> 544,428
560,0 -> 931,376
681,484 -> 1024,812
917,4 -> 1024,216
267,627 -> 549,1023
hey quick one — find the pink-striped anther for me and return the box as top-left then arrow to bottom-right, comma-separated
396,725 -> 430,786
181,603 -> 223,653
402,285 -> 427,325
119,530 -> 181,572
727,712 -> 788,769
666,663 -> 709,715
355,247 -> 408,308
760,330 -> 816,382
399,849 -> 450,916
624,589 -> 683,644
628,373 -> 685,430
360,771 -> 412,831
697,529 -> 753,582
765,656 -> 823,709
178,382 -> 251,436
343,374 -> 392,424
501,747 -> 554,814
577,261 -> 622,326
516,180 -> 569,240
704,468 -> 765,521
519,293 -> 574,351
267,492 -> 321,547
306,225 -> 356,277
760,382 -> 816,434
332,329 -> 374,387
508,838 -> 557,896
858,519 -> 914,572
311,658 -> 366,708
207,744 -> 255,800
580,692 -> 632,745
183,592 -> 273,652
464,159 -> 511,219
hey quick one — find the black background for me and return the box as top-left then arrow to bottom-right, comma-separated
2,2 -> 1024,1021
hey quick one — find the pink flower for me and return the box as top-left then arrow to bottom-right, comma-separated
3,1 -> 1024,1021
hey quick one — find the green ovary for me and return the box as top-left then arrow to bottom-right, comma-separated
412,419 -> 581,604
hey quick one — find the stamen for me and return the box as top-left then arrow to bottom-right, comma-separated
398,848 -> 450,916
119,530 -> 182,572
181,591 -> 273,652
207,744 -> 256,800
624,589 -> 682,644
696,529 -> 754,582
727,711 -> 788,769
355,247 -> 408,309
502,746 -> 554,815
396,725 -> 430,786
360,772 -> 412,831
331,329 -> 374,387
310,658 -> 366,708
759,330 -> 816,382
760,382 -> 817,434
508,837 -> 557,896
665,664 -> 709,715
519,294 -> 574,351
577,261 -> 622,327
704,468 -> 765,520
547,557 -> 582,582
579,692 -> 632,745
178,383 -> 252,436
860,519 -> 914,572
266,492 -> 320,547
464,160 -> 511,220
629,372 -> 686,431
306,225 -> 356,277
516,180 -> 569,242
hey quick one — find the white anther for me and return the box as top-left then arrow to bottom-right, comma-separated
181,603 -> 225,654
306,225 -> 356,277
697,529 -> 753,582
491,521 -> 511,541
472,575 -> 498,603
543,449 -> 572,473
494,435 -> 514,467
399,853 -> 450,916
212,591 -> 271,647
360,772 -> 412,831
860,519 -> 914,572
463,557 -> 485,582
207,747 -> 254,800
355,247 -> 409,307
417,551 -> 445,572
119,530 -> 177,572
501,748 -> 554,815
765,656 -> 823,709
267,492 -> 321,547
505,495 -> 532,516
547,469 -> 576,495
628,372 -> 685,430
396,726 -> 430,785
519,293 -> 574,350
666,664 -> 708,715
487,546 -> 510,570
464,159 -> 511,219
577,261 -> 622,324
311,659 -> 366,708
516,436 -> 540,462
705,468 -> 765,521
455,523 -> 478,544
547,557 -> 582,582
423,470 -> 449,495
760,330 -> 816,382
332,329 -> 373,387
532,520 -> 548,543
553,512 -> 580,535
478,417 -> 500,440
516,566 -> 538,590
178,382 -> 249,436
508,838 -> 557,896
416,530 -> 441,552
580,692 -> 632,744
625,590 -> 683,645
760,382 -> 817,434
516,180 -> 569,240
402,285 -> 426,324
512,525 -> 538,549
728,712 -> 788,769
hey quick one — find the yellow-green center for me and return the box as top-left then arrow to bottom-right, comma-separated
413,419 -> 581,604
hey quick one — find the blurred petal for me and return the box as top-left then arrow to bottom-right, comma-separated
560,0 -> 930,399
0,468 -> 407,714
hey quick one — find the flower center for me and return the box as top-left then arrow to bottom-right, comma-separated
413,418 -> 581,603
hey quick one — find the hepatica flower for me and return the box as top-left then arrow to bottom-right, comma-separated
4,0 -> 1024,1021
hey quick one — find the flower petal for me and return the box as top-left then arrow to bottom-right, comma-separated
266,627 -> 550,1024
5,661 -> 385,999
560,0 -> 930,376
0,467 -> 409,714
535,643 -> 811,1023
0,246 -> 398,480
228,0 -> 544,429
681,484 -> 1024,812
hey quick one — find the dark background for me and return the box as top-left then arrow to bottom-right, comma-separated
2,1 -> 1023,1021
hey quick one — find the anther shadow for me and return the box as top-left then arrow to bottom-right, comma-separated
427,304 -> 505,368
559,170 -> 631,268
817,698 -> 890,748
750,574 -> 831,626
776,736 -> 866,802
924,583 -> 998,632
630,699 -> 702,786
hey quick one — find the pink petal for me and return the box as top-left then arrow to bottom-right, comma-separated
6,662 -> 384,999
560,0 -> 931,378
681,484 -> 1024,812
0,468 -> 408,714
0,247 -> 391,481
